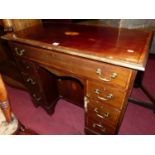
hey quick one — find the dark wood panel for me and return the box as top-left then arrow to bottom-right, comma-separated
37,67 -> 59,109
57,77 -> 84,107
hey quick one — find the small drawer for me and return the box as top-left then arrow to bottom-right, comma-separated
16,58 -> 38,75
87,81 -> 126,109
86,99 -> 120,126
21,73 -> 41,91
86,118 -> 116,135
30,92 -> 43,106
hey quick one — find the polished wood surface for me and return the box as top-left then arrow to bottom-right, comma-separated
1,22 -> 152,134
2,22 -> 152,70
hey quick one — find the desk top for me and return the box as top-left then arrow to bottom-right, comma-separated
2,22 -> 152,71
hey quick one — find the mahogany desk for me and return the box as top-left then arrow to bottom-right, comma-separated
1,23 -> 152,135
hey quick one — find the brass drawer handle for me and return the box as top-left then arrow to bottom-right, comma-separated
21,60 -> 31,69
96,68 -> 118,82
25,64 -> 30,69
98,93 -> 113,101
95,89 -> 100,94
96,113 -> 109,119
95,89 -> 113,101
26,78 -> 36,85
32,94 -> 41,101
14,47 -> 25,56
26,65 -> 30,69
94,108 -> 109,119
92,123 -> 106,132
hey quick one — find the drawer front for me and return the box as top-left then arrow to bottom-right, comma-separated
87,81 -> 126,109
86,99 -> 121,126
22,73 -> 44,106
21,73 -> 41,91
15,58 -> 38,75
10,42 -> 132,89
86,118 -> 116,135
30,91 -> 44,106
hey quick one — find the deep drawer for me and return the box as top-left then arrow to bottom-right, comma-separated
21,73 -> 41,91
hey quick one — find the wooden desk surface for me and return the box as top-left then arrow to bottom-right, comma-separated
2,22 -> 152,71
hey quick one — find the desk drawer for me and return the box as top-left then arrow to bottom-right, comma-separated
87,81 -> 126,109
15,58 -> 38,75
86,99 -> 120,126
22,73 -> 40,90
30,91 -> 44,106
10,42 -> 132,89
86,117 -> 116,135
